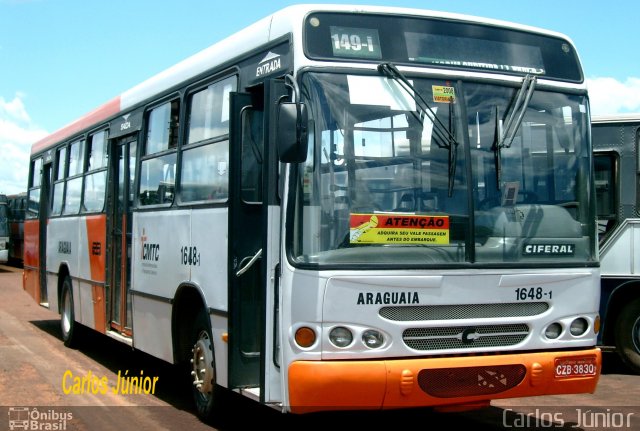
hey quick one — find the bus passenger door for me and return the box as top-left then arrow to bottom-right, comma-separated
38,162 -> 51,304
108,136 -> 136,335
228,92 -> 265,390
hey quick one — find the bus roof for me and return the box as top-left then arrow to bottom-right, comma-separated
31,3 -> 577,156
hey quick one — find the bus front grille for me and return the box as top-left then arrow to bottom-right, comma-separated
380,302 -> 548,321
402,324 -> 529,351
418,365 -> 527,398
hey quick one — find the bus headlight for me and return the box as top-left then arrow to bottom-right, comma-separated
569,318 -> 589,336
362,329 -> 384,348
329,326 -> 353,348
545,323 -> 562,339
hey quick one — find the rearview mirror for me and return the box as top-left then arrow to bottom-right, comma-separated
277,102 -> 308,163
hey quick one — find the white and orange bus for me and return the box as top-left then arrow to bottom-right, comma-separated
24,4 -> 601,420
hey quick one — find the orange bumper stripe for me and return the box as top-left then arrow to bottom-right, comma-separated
288,348 -> 601,413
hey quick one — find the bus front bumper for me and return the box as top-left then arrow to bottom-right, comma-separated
287,348 -> 601,413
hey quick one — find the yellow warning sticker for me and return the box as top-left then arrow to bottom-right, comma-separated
432,85 -> 456,103
349,213 -> 450,245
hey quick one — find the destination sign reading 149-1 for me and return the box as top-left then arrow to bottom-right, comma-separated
330,26 -> 381,60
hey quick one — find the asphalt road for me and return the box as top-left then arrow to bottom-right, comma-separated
1,264 -> 638,431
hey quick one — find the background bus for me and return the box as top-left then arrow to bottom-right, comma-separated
24,4 -> 600,421
0,195 -> 9,263
592,114 -> 640,374
7,193 -> 26,265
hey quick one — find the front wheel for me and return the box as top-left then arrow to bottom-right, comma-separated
190,309 -> 220,422
60,276 -> 79,348
615,297 -> 640,374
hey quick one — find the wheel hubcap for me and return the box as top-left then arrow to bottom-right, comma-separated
191,330 -> 214,395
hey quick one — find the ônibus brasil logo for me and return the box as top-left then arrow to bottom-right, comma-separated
7,407 -> 73,430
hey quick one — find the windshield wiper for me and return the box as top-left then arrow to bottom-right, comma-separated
378,63 -> 457,146
492,74 -> 537,187
447,101 -> 457,197
377,62 -> 460,196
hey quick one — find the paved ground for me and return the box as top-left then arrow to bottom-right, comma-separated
1,264 -> 638,430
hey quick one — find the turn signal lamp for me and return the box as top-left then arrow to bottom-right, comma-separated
594,315 -> 601,334
295,327 -> 316,348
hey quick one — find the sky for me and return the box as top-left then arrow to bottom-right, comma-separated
1,0 -> 639,195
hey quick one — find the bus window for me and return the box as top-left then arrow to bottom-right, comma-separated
139,154 -> 176,206
180,143 -> 229,203
594,152 -> 617,241
187,76 -> 236,144
68,139 -> 85,177
27,158 -> 42,218
146,100 -> 179,154
63,177 -> 82,215
180,76 -> 236,203
83,131 -> 108,212
51,146 -> 67,216
87,130 -> 108,170
139,101 -> 179,206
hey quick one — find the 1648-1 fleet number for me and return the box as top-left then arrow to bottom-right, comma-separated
180,246 -> 201,266
515,287 -> 552,301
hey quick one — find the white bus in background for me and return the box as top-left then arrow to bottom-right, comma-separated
24,4 -> 601,421
592,114 -> 640,374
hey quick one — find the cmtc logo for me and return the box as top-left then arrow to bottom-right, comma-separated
7,407 -> 73,430
140,228 -> 160,262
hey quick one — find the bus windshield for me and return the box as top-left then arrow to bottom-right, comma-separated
292,71 -> 595,266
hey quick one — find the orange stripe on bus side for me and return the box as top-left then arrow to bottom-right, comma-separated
85,215 -> 107,333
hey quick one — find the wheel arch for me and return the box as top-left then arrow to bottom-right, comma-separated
602,278 -> 640,346
172,282 -> 210,365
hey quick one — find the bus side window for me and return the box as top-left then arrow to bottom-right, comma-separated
83,130 -> 108,213
27,158 -> 42,218
594,152 -> 617,242
180,75 -> 237,204
139,100 -> 180,206
51,146 -> 67,216
139,154 -> 176,206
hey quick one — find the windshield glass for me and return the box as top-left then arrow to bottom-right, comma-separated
291,71 -> 595,267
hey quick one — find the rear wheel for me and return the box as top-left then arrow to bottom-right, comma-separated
190,309 -> 220,422
615,297 -> 640,374
60,276 -> 79,348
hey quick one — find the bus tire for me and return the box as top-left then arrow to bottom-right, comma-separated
60,276 -> 79,348
190,308 -> 220,422
615,297 -> 640,374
